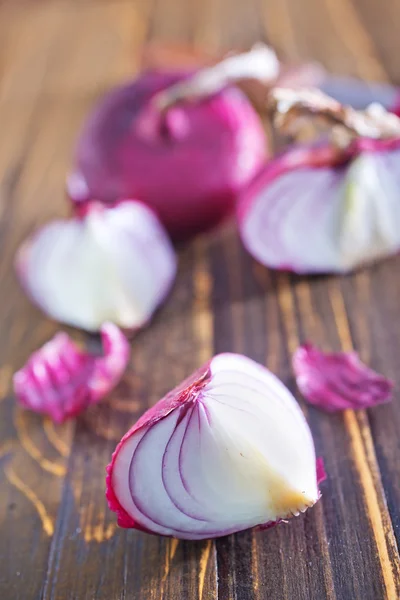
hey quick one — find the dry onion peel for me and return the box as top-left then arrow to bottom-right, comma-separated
238,88 -> 400,274
293,343 -> 393,412
13,323 -> 130,423
140,42 -> 326,115
67,47 -> 275,240
106,353 -> 324,540
15,200 -> 177,332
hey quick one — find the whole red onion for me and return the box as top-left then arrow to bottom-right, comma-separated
68,62 -> 269,241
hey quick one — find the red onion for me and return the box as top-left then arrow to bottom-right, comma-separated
238,88 -> 400,274
13,323 -> 130,423
293,343 -> 393,412
15,200 -> 176,332
106,353 -> 323,540
67,46 -> 275,240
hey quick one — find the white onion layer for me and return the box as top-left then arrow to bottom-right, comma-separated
240,148 -> 400,273
109,353 -> 319,540
16,201 -> 177,332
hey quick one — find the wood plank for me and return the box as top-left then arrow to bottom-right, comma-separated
1,0 -> 400,598
348,0 -> 400,84
0,0 -> 149,103
340,265 -> 400,548
294,273 -> 400,599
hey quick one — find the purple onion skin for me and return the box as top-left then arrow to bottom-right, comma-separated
13,323 -> 130,423
69,71 -> 267,241
293,343 -> 393,412
106,363 -> 211,530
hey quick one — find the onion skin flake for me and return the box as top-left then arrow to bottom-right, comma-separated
13,323 -> 130,423
293,343 -> 393,412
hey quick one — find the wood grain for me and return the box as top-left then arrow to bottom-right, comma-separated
1,0 -> 400,599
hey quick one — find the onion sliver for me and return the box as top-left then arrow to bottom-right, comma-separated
16,200 -> 177,332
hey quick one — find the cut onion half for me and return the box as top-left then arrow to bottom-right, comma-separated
107,353 -> 324,540
238,88 -> 400,274
238,132 -> 400,274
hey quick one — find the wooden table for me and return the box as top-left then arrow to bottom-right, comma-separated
1,1 -> 400,598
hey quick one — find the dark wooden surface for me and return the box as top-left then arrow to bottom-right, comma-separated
1,0 -> 400,598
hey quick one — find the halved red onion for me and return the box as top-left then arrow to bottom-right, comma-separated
238,89 -> 400,274
293,343 -> 393,412
15,200 -> 177,332
67,46 -> 273,241
13,323 -> 130,423
106,353 -> 323,540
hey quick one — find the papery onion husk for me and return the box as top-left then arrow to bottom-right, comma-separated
106,353 -> 323,540
67,46 -> 274,241
15,200 -> 177,332
293,343 -> 393,412
139,41 -> 326,114
13,323 -> 130,423
238,88 -> 400,274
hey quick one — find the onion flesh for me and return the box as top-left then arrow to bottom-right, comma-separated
15,200 -> 177,332
13,323 -> 130,423
106,353 -> 323,540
